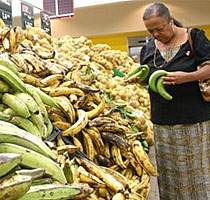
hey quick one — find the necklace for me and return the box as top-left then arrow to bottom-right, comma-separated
153,31 -> 178,69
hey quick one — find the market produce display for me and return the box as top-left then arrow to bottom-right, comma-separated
0,21 -> 157,200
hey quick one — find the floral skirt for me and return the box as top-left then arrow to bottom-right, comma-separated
154,120 -> 210,200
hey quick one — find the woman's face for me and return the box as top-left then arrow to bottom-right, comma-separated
144,16 -> 174,43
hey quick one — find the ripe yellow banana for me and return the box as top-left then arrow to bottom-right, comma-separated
132,140 -> 158,176
86,97 -> 105,119
53,121 -> 71,130
82,130 -> 95,161
98,123 -> 125,135
0,143 -> 67,184
21,53 -> 45,73
131,170 -> 150,192
40,74 -> 64,86
103,142 -> 111,159
53,96 -> 75,124
18,73 -> 45,88
77,166 -> 106,188
41,80 -> 61,93
130,156 -> 143,177
72,136 -> 84,152
112,192 -> 125,200
79,157 -> 125,193
2,36 -> 10,50
49,87 -> 85,97
101,166 -> 128,188
0,153 -> 21,177
111,145 -> 127,169
0,27 -> 9,40
85,127 -> 105,155
10,54 -> 32,73
2,93 -> 31,118
9,28 -> 17,53
89,116 -> 117,127
62,109 -> 88,136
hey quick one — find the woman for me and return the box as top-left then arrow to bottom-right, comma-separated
139,2 -> 210,200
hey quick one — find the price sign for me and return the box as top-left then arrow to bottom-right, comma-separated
21,2 -> 34,29
40,11 -> 51,35
0,0 -> 12,26
43,0 -> 74,19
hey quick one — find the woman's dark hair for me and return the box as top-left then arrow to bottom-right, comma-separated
143,2 -> 183,27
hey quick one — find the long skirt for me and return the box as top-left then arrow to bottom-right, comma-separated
154,120 -> 210,200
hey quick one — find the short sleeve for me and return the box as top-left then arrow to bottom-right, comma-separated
192,28 -> 210,65
140,45 -> 146,65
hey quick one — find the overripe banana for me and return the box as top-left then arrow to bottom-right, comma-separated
62,109 -> 88,136
132,140 -> 158,176
111,145 -> 126,169
40,74 -> 64,86
85,127 -> 105,155
79,157 -> 125,193
0,174 -> 32,200
82,130 -> 95,160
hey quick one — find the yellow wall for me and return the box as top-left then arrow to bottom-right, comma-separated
88,25 -> 210,52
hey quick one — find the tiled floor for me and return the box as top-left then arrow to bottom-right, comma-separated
147,146 -> 160,200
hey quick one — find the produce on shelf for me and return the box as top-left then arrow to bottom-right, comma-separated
0,22 -> 156,200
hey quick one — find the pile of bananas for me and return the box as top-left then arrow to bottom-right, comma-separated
0,20 -> 157,199
0,60 -> 56,139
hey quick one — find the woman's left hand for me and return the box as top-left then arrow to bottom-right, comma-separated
162,71 -> 189,85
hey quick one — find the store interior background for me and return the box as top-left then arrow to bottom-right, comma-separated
13,0 -> 210,53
